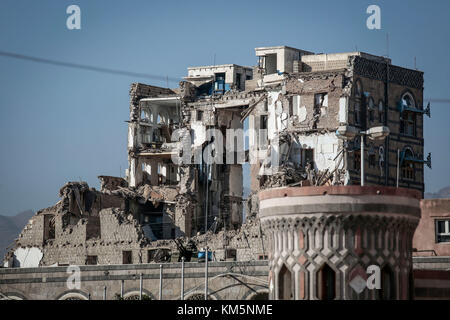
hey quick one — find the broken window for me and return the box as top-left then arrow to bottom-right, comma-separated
225,248 -> 237,261
278,264 -> 293,300
86,216 -> 101,240
260,115 -> 268,130
265,54 -> 277,75
43,214 -> 55,242
197,110 -> 203,122
214,73 -> 226,94
122,251 -> 133,264
315,93 -> 328,108
235,72 -> 241,90
86,255 -> 98,265
317,264 -> 336,300
301,149 -> 314,168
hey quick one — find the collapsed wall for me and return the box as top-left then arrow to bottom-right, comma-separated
3,178 -> 267,267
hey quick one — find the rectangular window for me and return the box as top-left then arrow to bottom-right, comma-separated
43,215 -> 55,242
301,149 -> 314,168
354,151 -> 361,171
314,93 -> 328,108
402,162 -> 415,181
369,154 -> 376,168
436,220 -> 450,243
260,115 -> 268,130
225,248 -> 237,261
86,255 -> 98,265
214,73 -> 226,93
123,251 -> 133,264
197,110 -> 203,121
354,103 -> 361,125
86,216 -> 101,240
400,112 -> 416,136
235,72 -> 241,90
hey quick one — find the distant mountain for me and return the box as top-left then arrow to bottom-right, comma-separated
425,186 -> 450,199
0,210 -> 34,260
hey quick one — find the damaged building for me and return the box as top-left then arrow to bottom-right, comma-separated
3,44 -> 430,284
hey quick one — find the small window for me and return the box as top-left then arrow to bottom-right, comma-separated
257,254 -> 268,260
197,110 -> 203,121
355,80 -> 363,97
86,255 -> 98,265
44,215 -> 55,242
354,151 -> 361,171
354,103 -> 361,125
402,161 -> 415,181
400,112 -> 415,136
214,73 -> 226,93
301,149 -> 314,168
315,93 -> 328,108
123,251 -> 133,264
260,115 -> 268,130
86,216 -> 101,240
400,93 -> 416,136
225,248 -> 237,260
378,101 -> 384,123
369,154 -> 376,168
235,72 -> 241,90
436,220 -> 450,243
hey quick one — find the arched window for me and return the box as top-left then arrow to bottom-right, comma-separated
317,264 -> 336,300
379,265 -> 395,300
400,93 -> 416,136
278,264 -> 293,300
402,148 -> 415,181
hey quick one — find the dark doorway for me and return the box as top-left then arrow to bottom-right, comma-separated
318,264 -> 336,300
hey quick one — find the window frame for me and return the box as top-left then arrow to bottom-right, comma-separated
435,219 -> 450,243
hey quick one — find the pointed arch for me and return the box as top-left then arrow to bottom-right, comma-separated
278,264 -> 293,300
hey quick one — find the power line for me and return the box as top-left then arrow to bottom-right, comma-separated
0,50 -> 181,83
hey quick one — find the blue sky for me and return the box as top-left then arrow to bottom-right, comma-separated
0,0 -> 449,215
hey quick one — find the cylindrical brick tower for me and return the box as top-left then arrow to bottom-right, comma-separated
259,186 -> 421,300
